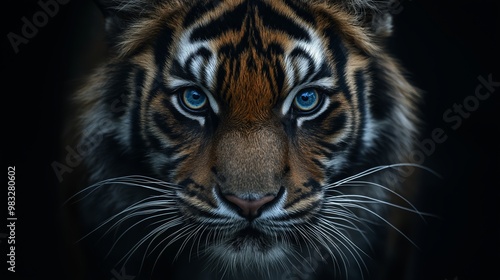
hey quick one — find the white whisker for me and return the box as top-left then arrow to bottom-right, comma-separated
137,217 -> 184,272
64,175 -> 181,205
327,163 -> 442,189
151,223 -> 198,271
107,210 -> 179,260
326,194 -> 429,217
76,195 -> 172,243
335,202 -> 419,248
120,216 -> 184,271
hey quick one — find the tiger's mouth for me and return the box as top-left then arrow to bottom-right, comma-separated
226,227 -> 276,252
208,225 -> 290,270
204,191 -> 291,257
204,207 -> 283,253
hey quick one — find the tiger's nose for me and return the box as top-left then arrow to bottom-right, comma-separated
223,194 -> 277,219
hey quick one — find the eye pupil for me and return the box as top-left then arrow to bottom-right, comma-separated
294,89 -> 319,112
182,88 -> 207,110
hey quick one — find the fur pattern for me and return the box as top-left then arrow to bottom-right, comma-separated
67,1 -> 423,279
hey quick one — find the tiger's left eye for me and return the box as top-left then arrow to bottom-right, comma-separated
293,89 -> 320,112
181,88 -> 207,111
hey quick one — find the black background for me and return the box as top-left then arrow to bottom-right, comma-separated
2,0 -> 499,279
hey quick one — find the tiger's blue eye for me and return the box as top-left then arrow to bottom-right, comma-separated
181,88 -> 207,110
293,89 -> 320,112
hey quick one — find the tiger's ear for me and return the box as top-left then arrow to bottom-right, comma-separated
93,0 -> 159,16
93,0 -> 157,32
336,0 -> 400,37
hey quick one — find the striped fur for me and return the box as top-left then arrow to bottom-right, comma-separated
71,1 -> 421,279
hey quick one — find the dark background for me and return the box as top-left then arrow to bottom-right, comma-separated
3,0 -> 499,279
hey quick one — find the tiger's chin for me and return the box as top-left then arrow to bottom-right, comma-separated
206,228 -> 290,272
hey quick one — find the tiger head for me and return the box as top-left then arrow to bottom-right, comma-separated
71,0 -> 421,278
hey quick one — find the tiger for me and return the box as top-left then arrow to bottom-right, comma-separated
64,0 -> 426,279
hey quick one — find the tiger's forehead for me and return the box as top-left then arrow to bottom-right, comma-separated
169,0 -> 331,120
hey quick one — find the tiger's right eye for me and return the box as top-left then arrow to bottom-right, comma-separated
181,88 -> 208,111
293,89 -> 320,112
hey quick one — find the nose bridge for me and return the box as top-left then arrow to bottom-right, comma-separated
215,125 -> 286,197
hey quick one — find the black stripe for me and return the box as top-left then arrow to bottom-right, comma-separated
267,43 -> 286,94
325,32 -> 351,101
178,178 -> 217,209
318,134 -> 350,152
315,148 -> 333,159
183,47 -> 213,84
197,48 -> 213,87
190,1 -> 310,42
327,99 -> 341,111
145,129 -> 184,162
190,2 -> 247,42
274,58 -> 286,96
145,129 -> 167,151
144,74 -> 171,150
310,62 -> 333,82
326,112 -> 347,136
182,201 -> 220,218
369,61 -> 394,119
183,0 -> 223,28
318,139 -> 342,154
262,62 -> 281,101
281,201 -> 321,221
184,54 -> 200,80
169,59 -> 190,81
145,129 -> 162,149
154,25 -> 175,74
130,69 -> 145,151
290,48 -> 315,85
266,42 -> 285,57
311,158 -> 325,170
146,72 -> 169,108
348,70 -> 368,161
134,69 -> 146,98
303,178 -> 322,191
215,54 -> 238,104
285,0 -> 317,26
103,62 -> 135,118
153,111 -> 183,140
283,183 -> 321,211
214,57 -> 229,101
354,70 -> 367,134
284,193 -> 315,209
160,154 -> 190,182
257,1 -> 310,41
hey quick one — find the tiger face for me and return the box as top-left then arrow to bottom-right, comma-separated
71,0 -> 421,279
